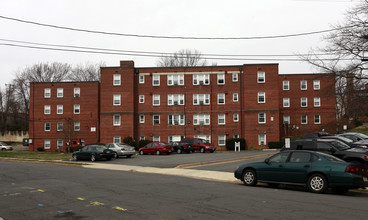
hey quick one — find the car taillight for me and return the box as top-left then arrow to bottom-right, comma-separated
365,156 -> 368,160
345,165 -> 366,174
100,152 -> 104,154
121,148 -> 125,151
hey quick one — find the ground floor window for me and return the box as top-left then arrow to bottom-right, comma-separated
169,135 -> 185,142
57,139 -> 63,149
258,134 -> 266,146
114,136 -> 121,143
218,135 -> 226,146
44,139 -> 51,149
194,135 -> 211,142
153,135 -> 160,142
140,136 -> 145,141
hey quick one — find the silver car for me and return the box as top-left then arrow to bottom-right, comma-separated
106,143 -> 136,158
0,142 -> 13,151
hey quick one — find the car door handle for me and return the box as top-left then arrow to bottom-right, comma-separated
304,165 -> 310,168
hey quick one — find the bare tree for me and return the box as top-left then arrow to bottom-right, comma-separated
67,62 -> 104,82
302,0 -> 368,122
156,49 -> 208,67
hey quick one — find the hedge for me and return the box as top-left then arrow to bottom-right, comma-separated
225,138 -> 246,150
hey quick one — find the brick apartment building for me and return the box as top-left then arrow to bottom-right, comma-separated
28,60 -> 336,151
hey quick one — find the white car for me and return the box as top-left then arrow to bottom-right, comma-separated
105,143 -> 136,158
0,142 -> 13,151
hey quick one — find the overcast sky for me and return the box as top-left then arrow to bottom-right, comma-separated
0,0 -> 360,88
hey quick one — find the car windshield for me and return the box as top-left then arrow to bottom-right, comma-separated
318,152 -> 345,162
355,133 -> 368,139
329,141 -> 351,151
336,136 -> 353,143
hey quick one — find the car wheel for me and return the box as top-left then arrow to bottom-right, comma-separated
210,150 -> 214,153
127,155 -> 132,158
200,148 -> 205,153
113,152 -> 118,159
242,169 -> 257,186
331,187 -> 349,194
307,174 -> 328,193
139,151 -> 144,155
1,148 -> 6,151
156,150 -> 160,155
90,155 -> 96,162
177,148 -> 182,154
72,154 -> 78,161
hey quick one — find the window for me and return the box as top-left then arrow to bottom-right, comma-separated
74,88 -> 80,97
232,73 -> 238,82
113,136 -> 121,143
139,75 -> 145,84
153,95 -> 160,106
193,74 -> 210,85
283,98 -> 290,107
258,134 -> 266,145
314,114 -> 321,124
153,115 -> 160,125
168,114 -> 185,125
113,114 -> 121,126
139,114 -> 145,123
301,97 -> 308,107
139,95 -> 145,104
113,74 -> 121,86
258,92 -> 265,103
152,75 -> 160,86
193,94 -> 210,105
44,105 -> 51,115
301,80 -> 307,90
44,122 -> 51,131
57,122 -> 63,131
283,80 -> 289,90
74,104 -> 80,114
57,139 -> 63,149
168,94 -> 185,105
193,114 -> 210,125
44,88 -> 51,98
289,152 -> 311,163
301,115 -> 308,124
218,114 -> 225,125
314,97 -> 321,107
217,93 -> 225,105
313,80 -> 320,90
168,74 -> 184,86
44,139 -> 51,149
153,135 -> 160,142
57,88 -> 63,98
218,135 -> 226,146
74,121 -> 80,131
233,113 -> 239,122
283,115 -> 290,124
217,74 -> 225,85
257,71 -> 265,83
57,105 -> 63,114
113,94 -> 121,106
140,136 -> 145,141
258,112 -> 266,124
233,93 -> 239,102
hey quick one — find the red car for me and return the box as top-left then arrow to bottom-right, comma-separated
181,138 -> 216,153
139,142 -> 174,155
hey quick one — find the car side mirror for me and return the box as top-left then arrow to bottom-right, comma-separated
265,158 -> 270,164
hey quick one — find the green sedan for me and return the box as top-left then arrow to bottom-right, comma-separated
234,150 -> 368,194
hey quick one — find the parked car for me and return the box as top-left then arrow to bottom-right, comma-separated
0,142 -> 13,151
281,138 -> 368,166
72,145 -> 115,162
168,141 -> 193,154
106,143 -> 136,158
234,150 -> 368,194
139,142 -> 174,155
180,138 -> 216,153
337,132 -> 368,142
304,131 -> 330,139
320,136 -> 368,149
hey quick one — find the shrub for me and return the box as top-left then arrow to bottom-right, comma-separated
137,139 -> 152,149
66,145 -> 84,153
123,136 -> 134,146
37,147 -> 44,151
225,138 -> 246,151
268,141 -> 285,149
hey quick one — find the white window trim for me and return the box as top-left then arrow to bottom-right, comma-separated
74,121 -> 80,131
44,139 -> 51,149
217,93 -> 225,105
168,114 -> 185,125
139,75 -> 145,84
313,80 -> 320,90
193,114 -> 211,125
301,80 -> 307,90
283,98 -> 290,108
258,134 -> 266,145
74,104 -> 80,114
233,93 -> 239,102
113,114 -> 121,126
301,115 -> 308,124
152,94 -> 160,106
74,88 -> 80,97
168,94 -> 185,106
113,136 -> 121,143
139,95 -> 145,104
258,92 -> 266,104
193,94 -> 210,105
44,105 -> 51,115
283,115 -> 290,124
167,74 -> 184,86
57,122 -> 63,131
153,115 -> 160,125
44,122 -> 51,131
301,97 -> 308,107
233,113 -> 239,122
232,73 -> 238,82
218,114 -> 226,125
44,88 -> 51,98
152,75 -> 160,86
283,80 -> 289,90
314,97 -> 321,107
57,139 -> 63,149
57,88 -> 63,98
217,74 -> 225,85
113,94 -> 121,106
314,114 -> 321,124
218,135 -> 226,146
57,105 -> 63,114
258,112 -> 266,124
139,114 -> 145,123
193,74 -> 210,85
257,71 -> 265,83
113,74 -> 121,86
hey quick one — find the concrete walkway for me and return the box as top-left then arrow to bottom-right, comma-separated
84,163 -> 240,183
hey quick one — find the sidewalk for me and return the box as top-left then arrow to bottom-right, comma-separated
84,163 -> 240,183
